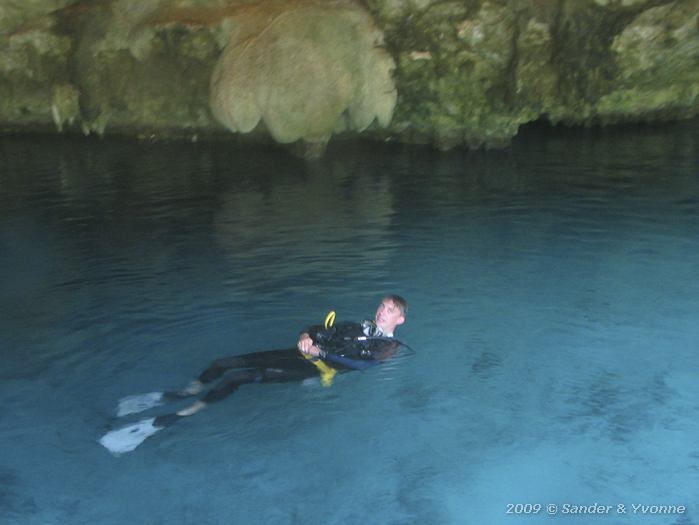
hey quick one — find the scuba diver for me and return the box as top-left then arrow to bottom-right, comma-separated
99,295 -> 408,455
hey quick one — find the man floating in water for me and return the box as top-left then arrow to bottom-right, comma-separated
99,295 -> 408,454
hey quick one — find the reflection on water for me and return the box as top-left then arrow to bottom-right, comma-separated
213,155 -> 397,299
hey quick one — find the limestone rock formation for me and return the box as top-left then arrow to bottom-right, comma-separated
0,0 -> 697,155
209,0 -> 397,155
600,2 -> 699,120
70,0 -> 223,136
0,1 -> 82,129
0,0 -> 79,34
369,0 -> 699,149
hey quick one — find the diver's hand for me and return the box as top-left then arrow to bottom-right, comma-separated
298,333 -> 323,357
297,333 -> 314,353
306,345 -> 322,357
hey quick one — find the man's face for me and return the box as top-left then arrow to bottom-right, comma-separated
374,299 -> 405,334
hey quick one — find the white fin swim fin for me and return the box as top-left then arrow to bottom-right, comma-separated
99,417 -> 163,455
116,392 -> 164,417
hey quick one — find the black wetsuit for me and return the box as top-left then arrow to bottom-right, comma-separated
197,321 -> 401,404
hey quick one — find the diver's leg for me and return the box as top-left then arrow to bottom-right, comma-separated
175,354 -> 321,418
197,356 -> 247,383
115,361 -> 241,416
158,368 -> 264,424
197,350 -> 299,382
168,355 -> 250,398
116,350 -> 308,416
172,349 -> 299,397
101,361 -> 321,454
210,349 -> 301,372
202,369 -> 262,403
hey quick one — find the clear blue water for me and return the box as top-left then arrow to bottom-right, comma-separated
1,122 -> 698,525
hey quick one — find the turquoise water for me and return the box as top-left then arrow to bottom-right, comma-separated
1,123 -> 698,525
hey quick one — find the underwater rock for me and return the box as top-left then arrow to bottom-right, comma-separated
0,466 -> 38,519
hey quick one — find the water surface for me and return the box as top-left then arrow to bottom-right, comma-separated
1,122 -> 698,525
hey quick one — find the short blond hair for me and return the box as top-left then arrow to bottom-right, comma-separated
384,295 -> 408,316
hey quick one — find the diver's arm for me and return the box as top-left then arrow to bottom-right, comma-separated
319,351 -> 379,370
323,340 -> 400,367
367,340 -> 401,361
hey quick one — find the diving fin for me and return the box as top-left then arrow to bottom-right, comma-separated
116,392 -> 164,417
99,417 -> 164,455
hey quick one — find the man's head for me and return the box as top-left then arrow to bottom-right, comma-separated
374,295 -> 407,336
